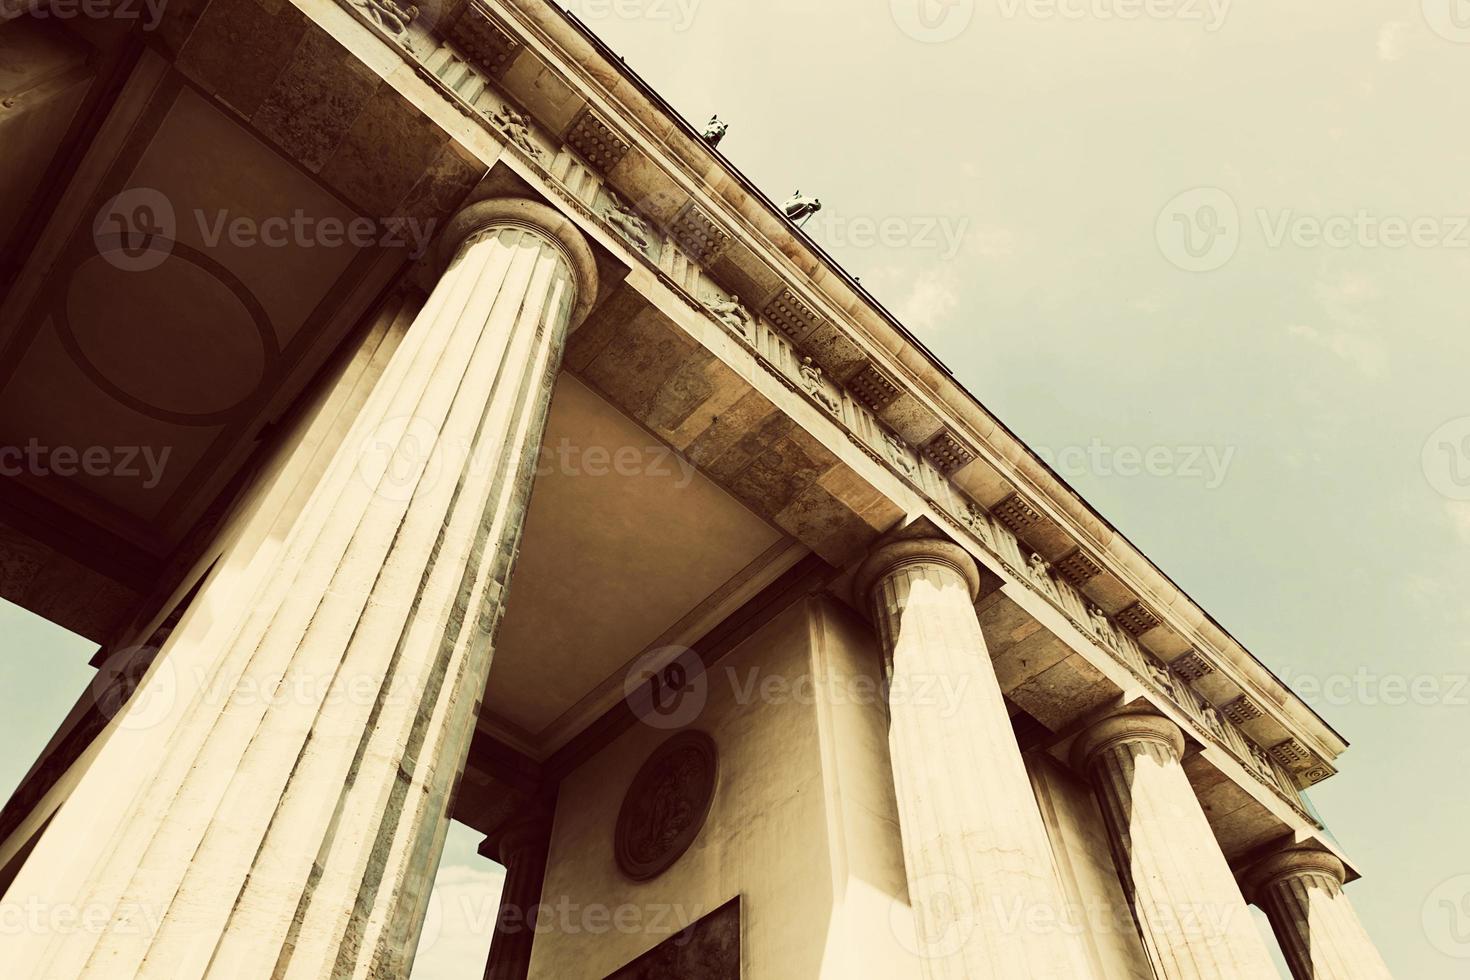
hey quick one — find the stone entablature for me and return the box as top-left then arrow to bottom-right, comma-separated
330,0 -> 1337,802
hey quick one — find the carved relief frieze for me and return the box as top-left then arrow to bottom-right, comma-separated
702,292 -> 755,345
1026,553 -> 1058,600
602,897 -> 740,980
600,193 -> 656,256
960,500 -> 994,547
614,731 -> 718,881
884,431 -> 918,478
1087,605 -> 1117,652
799,357 -> 842,417
486,102 -> 544,163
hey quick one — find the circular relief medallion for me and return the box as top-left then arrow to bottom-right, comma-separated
614,730 -> 718,881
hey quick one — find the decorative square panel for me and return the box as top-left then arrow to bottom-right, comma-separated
1222,695 -> 1263,724
992,493 -> 1044,533
669,202 -> 731,264
1269,737 -> 1311,767
565,106 -> 630,172
1171,650 -> 1215,681
848,362 -> 901,412
922,430 -> 976,474
1115,601 -> 1160,636
762,287 -> 822,342
1302,765 -> 1332,785
1054,548 -> 1102,587
448,3 -> 522,78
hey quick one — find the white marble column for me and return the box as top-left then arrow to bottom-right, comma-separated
855,538 -> 1091,980
1250,848 -> 1393,980
1073,712 -> 1279,980
0,198 -> 597,980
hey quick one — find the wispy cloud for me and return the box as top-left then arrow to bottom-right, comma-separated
1286,322 -> 1386,377
1377,21 -> 1406,62
413,863 -> 506,980
1445,501 -> 1470,545
900,267 -> 962,334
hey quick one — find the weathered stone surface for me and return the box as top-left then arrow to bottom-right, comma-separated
857,538 -> 1091,979
1075,713 -> 1280,979
321,88 -> 448,213
565,105 -> 630,173
177,0 -> 308,117
253,30 -> 381,172
1249,850 -> 1392,980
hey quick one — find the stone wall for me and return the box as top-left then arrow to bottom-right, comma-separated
530,597 -> 918,980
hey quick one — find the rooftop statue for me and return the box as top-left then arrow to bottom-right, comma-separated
783,190 -> 821,222
700,115 -> 729,148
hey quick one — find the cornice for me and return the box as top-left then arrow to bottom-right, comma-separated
330,0 -> 1345,788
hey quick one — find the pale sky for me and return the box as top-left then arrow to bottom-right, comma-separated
4,1 -> 1468,977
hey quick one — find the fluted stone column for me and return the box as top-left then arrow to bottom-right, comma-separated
482,816 -> 553,980
1250,849 -> 1393,980
855,538 -> 1090,980
1073,712 -> 1278,980
0,198 -> 597,980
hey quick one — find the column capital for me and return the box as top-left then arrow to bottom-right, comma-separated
440,196 -> 599,326
1248,847 -> 1346,897
1071,710 -> 1186,769
853,536 -> 981,605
